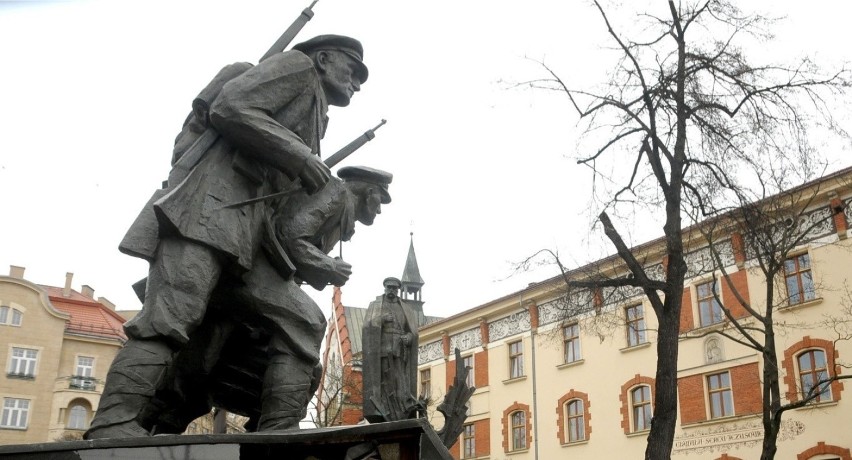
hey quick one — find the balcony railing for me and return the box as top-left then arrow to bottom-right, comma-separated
69,375 -> 97,391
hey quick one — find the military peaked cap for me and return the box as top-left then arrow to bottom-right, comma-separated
338,165 -> 392,204
383,277 -> 402,288
293,34 -> 369,83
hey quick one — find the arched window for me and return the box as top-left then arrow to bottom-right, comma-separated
631,385 -> 652,432
510,410 -> 526,450
798,350 -> 832,402
566,400 -> 585,442
67,404 -> 88,430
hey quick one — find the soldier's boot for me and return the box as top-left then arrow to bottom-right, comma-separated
257,354 -> 314,431
84,339 -> 174,439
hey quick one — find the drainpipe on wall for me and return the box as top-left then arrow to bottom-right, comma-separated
529,300 -> 539,460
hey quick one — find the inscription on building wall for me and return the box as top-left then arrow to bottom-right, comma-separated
673,419 -> 805,455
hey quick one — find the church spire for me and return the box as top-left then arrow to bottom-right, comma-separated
400,232 -> 425,305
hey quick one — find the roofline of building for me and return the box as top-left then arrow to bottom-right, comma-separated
421,165 -> 852,333
0,276 -> 71,321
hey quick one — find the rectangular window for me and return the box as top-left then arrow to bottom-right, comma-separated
462,423 -> 475,458
563,323 -> 581,363
11,309 -> 22,326
785,253 -> 815,305
707,372 -> 734,418
419,368 -> 431,399
697,280 -> 724,326
511,411 -> 526,450
76,356 -> 94,377
625,304 -> 647,347
1,398 -> 30,429
509,341 -> 524,379
72,356 -> 96,389
0,306 -> 7,324
462,355 -> 474,388
8,348 -> 38,377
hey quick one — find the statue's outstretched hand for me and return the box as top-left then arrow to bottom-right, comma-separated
299,155 -> 331,194
329,257 -> 352,286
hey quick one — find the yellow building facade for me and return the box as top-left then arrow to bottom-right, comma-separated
0,268 -> 125,444
417,169 -> 852,460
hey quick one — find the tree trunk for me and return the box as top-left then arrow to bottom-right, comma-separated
646,309 -> 681,460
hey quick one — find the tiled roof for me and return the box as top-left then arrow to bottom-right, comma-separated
342,301 -> 443,358
40,285 -> 127,341
343,306 -> 367,357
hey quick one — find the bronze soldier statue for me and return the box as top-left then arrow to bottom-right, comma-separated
362,277 -> 421,422
86,34 -> 372,439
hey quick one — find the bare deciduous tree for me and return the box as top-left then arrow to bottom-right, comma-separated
687,176 -> 852,460
523,0 -> 849,457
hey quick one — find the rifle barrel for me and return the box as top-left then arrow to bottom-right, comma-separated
260,0 -> 319,62
324,119 -> 387,168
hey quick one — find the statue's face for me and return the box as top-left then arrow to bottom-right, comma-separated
317,50 -> 362,107
385,285 -> 399,299
356,187 -> 382,225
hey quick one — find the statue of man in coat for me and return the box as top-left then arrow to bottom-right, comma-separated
362,277 -> 421,423
86,35 -> 371,439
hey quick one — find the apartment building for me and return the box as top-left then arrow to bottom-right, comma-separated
0,268 -> 126,443
416,168 -> 852,459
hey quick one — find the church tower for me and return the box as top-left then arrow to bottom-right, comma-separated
400,233 -> 426,324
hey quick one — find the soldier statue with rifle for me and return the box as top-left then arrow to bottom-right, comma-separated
86,1 -> 385,438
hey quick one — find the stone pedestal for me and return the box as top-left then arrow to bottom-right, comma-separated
0,419 -> 452,460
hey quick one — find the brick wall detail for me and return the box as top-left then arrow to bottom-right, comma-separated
680,287 -> 694,333
678,362 -> 761,425
555,389 -> 591,444
720,270 -> 750,320
474,350 -> 489,388
678,373 -> 707,425
797,442 -> 852,460
730,362 -> 762,416
831,198 -> 849,238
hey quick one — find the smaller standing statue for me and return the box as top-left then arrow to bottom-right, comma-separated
362,277 -> 421,422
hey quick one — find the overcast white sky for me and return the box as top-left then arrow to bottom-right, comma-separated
1,0 -> 850,320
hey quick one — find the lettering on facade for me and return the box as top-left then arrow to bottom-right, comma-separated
673,419 -> 805,455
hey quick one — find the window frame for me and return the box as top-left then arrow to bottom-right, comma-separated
67,404 -> 88,430
8,347 -> 38,378
563,323 -> 581,364
697,279 -> 724,326
510,410 -> 527,450
419,368 -> 431,399
625,304 -> 647,347
0,306 -> 23,327
630,385 -> 652,432
565,399 -> 585,443
462,422 -> 475,458
462,354 -> 475,388
707,371 -> 734,419
1,398 -> 30,429
508,340 -> 524,379
784,252 -> 816,306
797,349 -> 833,403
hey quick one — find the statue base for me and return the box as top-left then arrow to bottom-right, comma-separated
0,419 -> 452,460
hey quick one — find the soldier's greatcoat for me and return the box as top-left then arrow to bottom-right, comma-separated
120,50 -> 328,273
